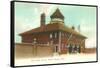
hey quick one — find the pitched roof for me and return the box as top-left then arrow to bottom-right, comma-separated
50,8 -> 64,19
19,23 -> 86,38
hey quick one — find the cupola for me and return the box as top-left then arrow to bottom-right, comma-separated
50,8 -> 64,24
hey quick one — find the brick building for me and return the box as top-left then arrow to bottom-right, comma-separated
19,8 -> 86,54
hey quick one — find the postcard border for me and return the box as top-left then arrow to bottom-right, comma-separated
10,1 -> 98,67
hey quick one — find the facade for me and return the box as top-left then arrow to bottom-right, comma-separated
19,8 -> 86,54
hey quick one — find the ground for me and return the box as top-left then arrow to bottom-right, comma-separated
15,53 -> 96,66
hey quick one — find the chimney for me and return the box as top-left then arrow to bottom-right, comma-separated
40,13 -> 45,27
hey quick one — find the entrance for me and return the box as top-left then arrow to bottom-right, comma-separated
68,45 -> 80,53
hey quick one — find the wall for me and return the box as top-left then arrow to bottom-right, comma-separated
15,43 -> 54,59
21,31 -> 59,44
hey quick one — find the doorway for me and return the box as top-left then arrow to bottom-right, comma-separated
68,44 -> 80,53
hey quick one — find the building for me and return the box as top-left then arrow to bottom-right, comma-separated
19,8 -> 86,55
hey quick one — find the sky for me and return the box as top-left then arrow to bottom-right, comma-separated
15,2 -> 97,48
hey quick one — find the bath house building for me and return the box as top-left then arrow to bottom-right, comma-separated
19,8 -> 86,54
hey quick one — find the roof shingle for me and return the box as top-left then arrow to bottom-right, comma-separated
19,23 -> 86,38
50,8 -> 64,19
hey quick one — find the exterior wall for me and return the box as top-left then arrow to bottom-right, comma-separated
22,35 -> 33,43
36,46 -> 54,57
60,32 -> 68,54
80,40 -> 85,53
21,31 -> 86,54
15,43 -> 54,58
21,31 -> 59,44
84,48 -> 96,53
15,44 -> 34,58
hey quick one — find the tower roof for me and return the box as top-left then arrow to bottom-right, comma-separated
50,8 -> 64,19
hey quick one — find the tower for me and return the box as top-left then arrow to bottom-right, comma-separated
40,13 -> 45,26
50,8 -> 64,24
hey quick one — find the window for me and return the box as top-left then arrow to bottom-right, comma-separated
50,33 -> 53,39
55,33 -> 57,38
77,45 -> 79,48
66,44 -> 69,48
51,18 -> 64,24
34,38 -> 36,41
33,38 -> 37,44
72,45 -> 75,48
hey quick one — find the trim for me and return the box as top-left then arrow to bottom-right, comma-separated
11,1 -> 97,7
10,1 -> 15,67
96,6 -> 98,62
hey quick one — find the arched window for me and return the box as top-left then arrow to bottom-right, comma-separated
50,33 -> 53,39
33,38 -> 37,44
